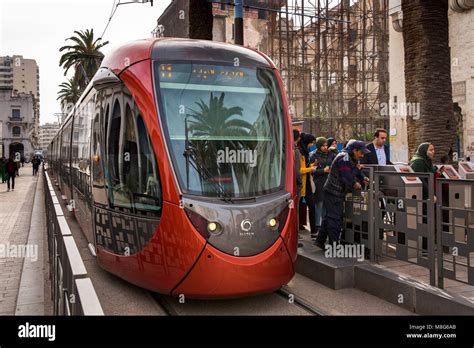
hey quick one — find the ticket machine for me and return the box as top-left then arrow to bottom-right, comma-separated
458,161 -> 474,209
443,163 -> 473,243
372,164 -> 424,230
394,165 -> 424,230
358,165 -> 424,260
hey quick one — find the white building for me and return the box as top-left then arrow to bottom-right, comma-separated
39,122 -> 60,153
0,55 -> 40,149
0,55 -> 39,98
389,0 -> 474,162
0,89 -> 35,160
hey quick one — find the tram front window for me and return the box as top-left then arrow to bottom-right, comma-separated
155,62 -> 286,198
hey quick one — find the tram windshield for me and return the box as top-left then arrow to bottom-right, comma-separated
154,61 -> 286,198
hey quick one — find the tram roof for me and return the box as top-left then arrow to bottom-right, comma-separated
100,38 -> 273,75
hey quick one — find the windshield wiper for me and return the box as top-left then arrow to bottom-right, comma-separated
183,147 -> 234,202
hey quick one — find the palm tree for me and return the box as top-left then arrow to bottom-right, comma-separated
57,76 -> 82,111
186,92 -> 253,194
402,0 -> 456,161
188,92 -> 252,141
59,29 -> 109,89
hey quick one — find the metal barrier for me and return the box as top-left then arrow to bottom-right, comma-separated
374,171 -> 436,286
436,178 -> 474,288
337,166 -> 474,289
342,167 -> 375,261
43,170 -> 104,315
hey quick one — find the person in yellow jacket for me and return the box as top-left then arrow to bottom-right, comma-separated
298,133 -> 317,238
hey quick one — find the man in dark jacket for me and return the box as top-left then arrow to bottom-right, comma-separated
6,156 -> 18,192
315,140 -> 370,248
361,128 -> 392,165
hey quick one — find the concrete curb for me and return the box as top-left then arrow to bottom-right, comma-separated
296,241 -> 362,289
16,168 -> 44,315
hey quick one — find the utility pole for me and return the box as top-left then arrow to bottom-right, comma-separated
234,0 -> 244,45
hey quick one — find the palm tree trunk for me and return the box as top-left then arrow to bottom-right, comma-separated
189,0 -> 213,40
402,0 -> 455,162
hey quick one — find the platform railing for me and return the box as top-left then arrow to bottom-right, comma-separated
373,171 -> 436,286
338,168 -> 474,289
436,178 -> 474,288
43,169 -> 103,315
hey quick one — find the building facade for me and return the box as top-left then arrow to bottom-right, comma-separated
0,89 -> 35,160
0,55 -> 40,150
38,122 -> 60,153
388,0 -> 474,162
156,0 -> 270,51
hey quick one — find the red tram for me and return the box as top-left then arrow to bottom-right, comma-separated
49,38 -> 297,299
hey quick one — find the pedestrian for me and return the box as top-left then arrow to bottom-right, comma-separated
299,133 -> 318,239
309,137 -> 336,240
315,140 -> 370,248
6,155 -> 18,192
298,132 -> 308,230
14,153 -> 20,177
21,155 -> 25,167
293,129 -> 304,247
0,157 -> 6,183
32,156 -> 40,176
327,137 -> 339,155
361,128 -> 392,165
409,142 -> 438,201
409,142 -> 439,250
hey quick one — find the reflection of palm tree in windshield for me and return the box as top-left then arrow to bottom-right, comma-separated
186,92 -> 253,195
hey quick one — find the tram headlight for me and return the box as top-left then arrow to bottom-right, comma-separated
207,221 -> 222,234
268,217 -> 278,230
185,208 -> 223,239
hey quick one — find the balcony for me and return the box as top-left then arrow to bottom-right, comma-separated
7,116 -> 27,125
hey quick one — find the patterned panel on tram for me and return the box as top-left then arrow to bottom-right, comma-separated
95,207 -> 114,252
110,212 -> 137,255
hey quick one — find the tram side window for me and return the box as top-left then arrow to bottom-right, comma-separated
123,104 -> 139,193
135,113 -> 162,212
108,100 -> 122,192
105,92 -> 161,214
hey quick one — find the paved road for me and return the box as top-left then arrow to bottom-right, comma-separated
0,164 -> 39,314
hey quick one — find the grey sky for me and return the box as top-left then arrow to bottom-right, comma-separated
0,0 -> 171,124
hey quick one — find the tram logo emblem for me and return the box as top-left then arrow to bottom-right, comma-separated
241,219 -> 252,232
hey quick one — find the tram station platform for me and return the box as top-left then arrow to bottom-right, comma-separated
297,227 -> 474,315
2,164 -> 474,316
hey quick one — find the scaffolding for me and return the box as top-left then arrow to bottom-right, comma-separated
268,0 -> 389,140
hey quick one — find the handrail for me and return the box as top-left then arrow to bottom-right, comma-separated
43,169 -> 104,315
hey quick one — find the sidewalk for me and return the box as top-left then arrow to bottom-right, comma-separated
0,164 -> 42,315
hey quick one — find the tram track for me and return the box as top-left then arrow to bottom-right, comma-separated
276,286 -> 327,316
149,286 -> 327,316
150,292 -> 180,316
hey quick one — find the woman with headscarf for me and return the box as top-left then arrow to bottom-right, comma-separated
409,142 -> 437,200
409,142 -> 439,251
327,137 -> 339,155
299,133 -> 318,238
